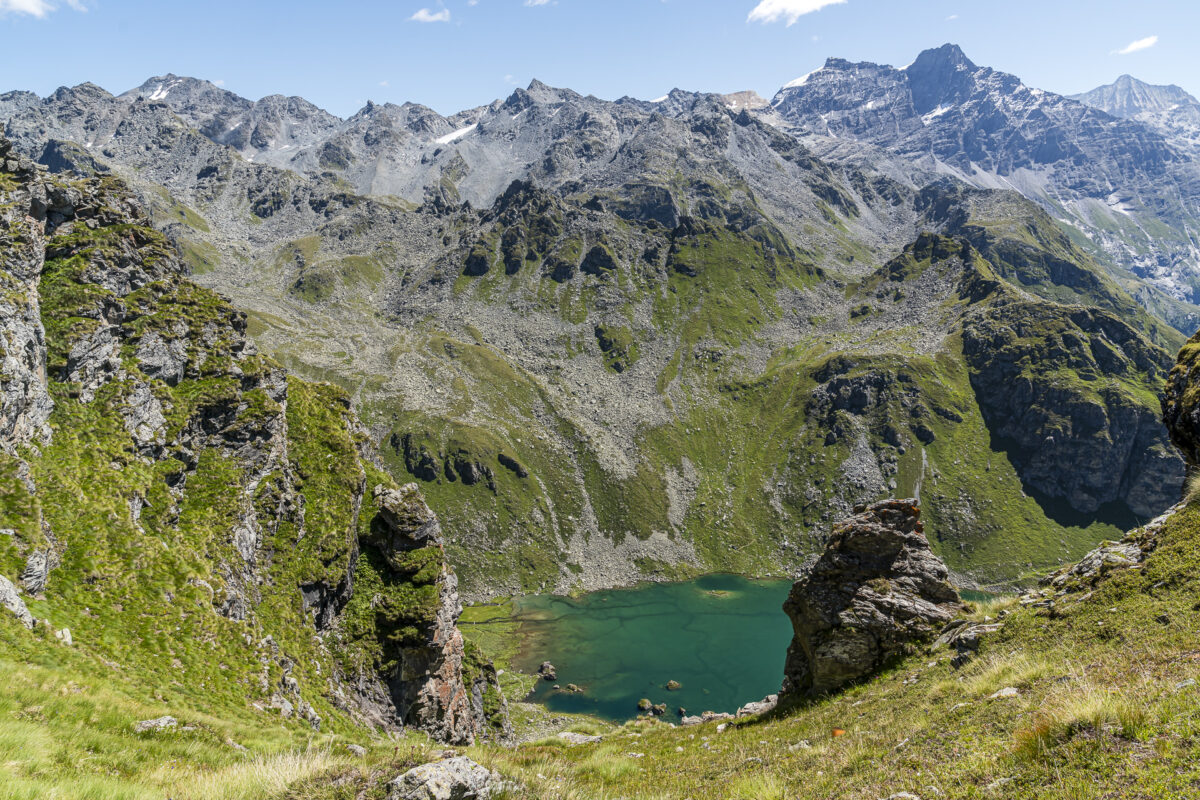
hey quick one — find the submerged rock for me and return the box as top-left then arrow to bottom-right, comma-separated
781,499 -> 964,697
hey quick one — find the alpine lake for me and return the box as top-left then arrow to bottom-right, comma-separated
509,573 -> 794,723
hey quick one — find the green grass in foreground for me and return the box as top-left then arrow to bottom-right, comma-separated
9,496 -> 1200,799
0,620 -> 435,800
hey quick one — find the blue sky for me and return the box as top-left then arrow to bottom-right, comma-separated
0,0 -> 1196,118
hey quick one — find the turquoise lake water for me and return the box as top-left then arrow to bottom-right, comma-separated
512,573 -> 794,723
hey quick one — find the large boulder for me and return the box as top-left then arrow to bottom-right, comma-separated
781,499 -> 964,697
388,757 -> 502,800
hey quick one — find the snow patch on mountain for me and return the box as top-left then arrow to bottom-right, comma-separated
435,123 -> 477,144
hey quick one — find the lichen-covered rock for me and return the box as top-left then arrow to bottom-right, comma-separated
736,694 -> 778,717
388,757 -> 501,800
371,484 -> 445,566
133,716 -> 178,733
781,499 -> 964,697
350,483 -> 507,745
0,574 -> 33,629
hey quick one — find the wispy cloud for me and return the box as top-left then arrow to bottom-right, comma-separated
0,0 -> 86,17
525,0 -> 552,5
747,0 -> 846,26
1115,35 -> 1158,55
409,7 -> 450,22
946,14 -> 958,21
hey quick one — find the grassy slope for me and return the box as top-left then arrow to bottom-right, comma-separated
0,173 -> 461,798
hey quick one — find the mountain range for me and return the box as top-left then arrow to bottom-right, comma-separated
8,38 -> 1200,798
2,44 -> 1198,599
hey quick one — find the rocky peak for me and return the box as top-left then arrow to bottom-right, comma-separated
781,499 -> 964,698
904,43 -> 980,113
906,42 -> 976,73
1073,74 -> 1200,119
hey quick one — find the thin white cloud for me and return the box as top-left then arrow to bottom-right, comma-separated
946,14 -> 958,21
525,0 -> 552,6
0,0 -> 86,17
409,7 -> 450,22
747,0 -> 846,26
1115,35 -> 1158,55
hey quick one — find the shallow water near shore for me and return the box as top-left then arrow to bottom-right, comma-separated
512,573 -> 794,723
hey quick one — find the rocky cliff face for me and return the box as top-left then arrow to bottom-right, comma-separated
0,139 -> 52,448
962,301 -> 1183,518
0,139 -> 503,743
781,499 -> 963,698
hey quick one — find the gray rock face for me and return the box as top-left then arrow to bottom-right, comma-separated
0,574 -> 33,629
782,500 -> 963,697
388,757 -> 501,800
0,139 -> 52,448
133,715 -> 178,732
962,302 -> 1185,517
1162,329 -> 1200,469
359,483 -> 501,745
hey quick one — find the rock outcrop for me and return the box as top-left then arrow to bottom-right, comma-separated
1163,334 -> 1200,467
781,499 -> 964,697
0,574 -> 33,629
361,484 -> 508,745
